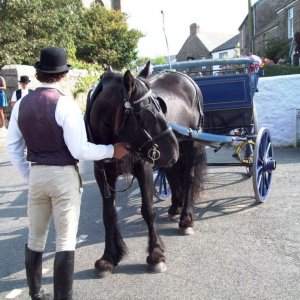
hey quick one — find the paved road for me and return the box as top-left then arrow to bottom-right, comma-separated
0,135 -> 299,299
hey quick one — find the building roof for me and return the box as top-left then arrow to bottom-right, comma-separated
211,34 -> 240,52
197,31 -> 235,52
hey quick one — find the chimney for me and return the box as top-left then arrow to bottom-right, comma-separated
190,23 -> 199,36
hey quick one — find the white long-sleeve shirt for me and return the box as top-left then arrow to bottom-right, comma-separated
11,88 -> 30,102
6,82 -> 114,184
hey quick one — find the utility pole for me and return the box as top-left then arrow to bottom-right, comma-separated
247,0 -> 254,53
161,10 -> 172,69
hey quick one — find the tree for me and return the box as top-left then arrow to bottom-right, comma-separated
75,5 -> 142,69
0,1 -> 142,69
0,0 -> 81,67
263,38 -> 289,63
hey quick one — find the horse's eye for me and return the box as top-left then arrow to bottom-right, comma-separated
103,122 -> 110,128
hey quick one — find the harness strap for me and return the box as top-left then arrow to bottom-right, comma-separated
138,126 -> 172,151
132,89 -> 153,105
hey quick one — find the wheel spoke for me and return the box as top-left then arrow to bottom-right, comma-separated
261,172 -> 266,196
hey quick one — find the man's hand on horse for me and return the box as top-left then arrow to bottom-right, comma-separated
113,143 -> 130,159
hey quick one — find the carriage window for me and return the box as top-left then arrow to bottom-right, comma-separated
288,8 -> 294,39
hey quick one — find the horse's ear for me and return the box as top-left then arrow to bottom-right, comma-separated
138,61 -> 151,78
124,70 -> 135,94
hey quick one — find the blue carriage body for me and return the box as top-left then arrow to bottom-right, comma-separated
193,73 -> 256,111
153,58 -> 259,134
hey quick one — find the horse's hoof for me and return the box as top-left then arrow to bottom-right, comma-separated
94,268 -> 112,278
148,262 -> 167,273
94,259 -> 114,278
168,214 -> 179,221
180,227 -> 195,235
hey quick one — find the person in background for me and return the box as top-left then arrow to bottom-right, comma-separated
6,46 -> 129,300
11,75 -> 33,108
0,72 -> 8,129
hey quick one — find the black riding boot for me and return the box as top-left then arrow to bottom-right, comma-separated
25,245 -> 53,300
54,251 -> 74,300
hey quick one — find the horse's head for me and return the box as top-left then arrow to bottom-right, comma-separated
90,63 -> 179,167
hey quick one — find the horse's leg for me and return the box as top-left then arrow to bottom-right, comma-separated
178,141 -> 206,235
93,163 -> 128,277
164,159 -> 184,220
133,161 -> 166,273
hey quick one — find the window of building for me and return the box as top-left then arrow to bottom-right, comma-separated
288,7 -> 294,39
219,52 -> 228,59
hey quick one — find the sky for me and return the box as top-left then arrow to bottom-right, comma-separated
122,0 -> 259,58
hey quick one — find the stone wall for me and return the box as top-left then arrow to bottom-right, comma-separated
1,64 -> 100,116
254,74 -> 300,147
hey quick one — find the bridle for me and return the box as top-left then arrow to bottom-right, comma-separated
120,78 -> 172,165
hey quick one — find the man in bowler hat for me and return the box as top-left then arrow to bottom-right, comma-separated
6,47 -> 129,300
11,75 -> 33,108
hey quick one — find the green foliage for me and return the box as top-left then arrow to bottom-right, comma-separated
0,1 -> 142,70
0,0 -> 81,67
132,56 -> 151,69
130,56 -> 166,73
152,56 -> 166,65
75,5 -> 143,69
263,64 -> 300,77
73,74 -> 100,99
69,59 -> 103,72
262,39 -> 289,63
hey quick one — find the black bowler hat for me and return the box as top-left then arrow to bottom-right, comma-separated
19,75 -> 31,84
34,47 -> 71,73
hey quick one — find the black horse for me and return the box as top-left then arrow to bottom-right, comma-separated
85,62 -> 206,277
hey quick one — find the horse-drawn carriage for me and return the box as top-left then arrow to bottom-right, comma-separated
152,57 -> 276,204
85,57 -> 276,276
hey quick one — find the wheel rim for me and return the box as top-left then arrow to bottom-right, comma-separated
252,128 -> 276,203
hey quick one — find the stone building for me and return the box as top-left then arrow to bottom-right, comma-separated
239,0 -> 300,61
176,23 -> 236,75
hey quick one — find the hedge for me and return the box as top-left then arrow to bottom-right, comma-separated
263,64 -> 300,77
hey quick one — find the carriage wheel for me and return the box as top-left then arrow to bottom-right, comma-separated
252,128 -> 276,203
153,168 -> 171,201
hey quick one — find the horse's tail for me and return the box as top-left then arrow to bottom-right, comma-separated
192,142 -> 207,201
